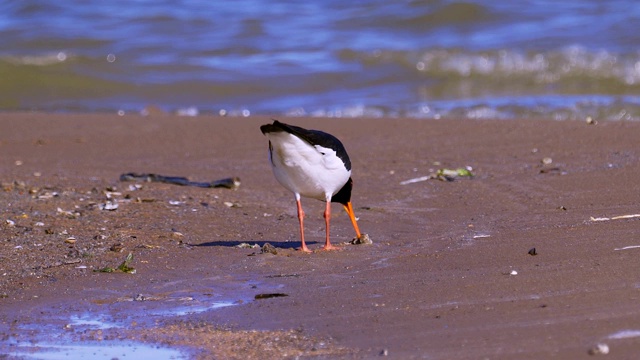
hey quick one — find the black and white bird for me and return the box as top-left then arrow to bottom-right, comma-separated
260,120 -> 362,252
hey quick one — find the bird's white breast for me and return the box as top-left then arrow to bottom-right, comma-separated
267,132 -> 351,201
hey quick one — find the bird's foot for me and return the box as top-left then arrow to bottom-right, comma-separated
299,246 -> 312,253
319,244 -> 341,251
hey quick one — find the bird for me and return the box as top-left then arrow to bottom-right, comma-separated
260,120 -> 362,252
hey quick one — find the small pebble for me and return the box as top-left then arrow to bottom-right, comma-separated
510,270 -> 518,276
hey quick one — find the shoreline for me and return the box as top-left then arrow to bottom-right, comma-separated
2,112 -> 640,358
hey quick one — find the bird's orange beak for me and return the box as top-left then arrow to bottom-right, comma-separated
343,201 -> 361,238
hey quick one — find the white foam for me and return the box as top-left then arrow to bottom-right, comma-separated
8,341 -> 186,360
608,329 -> 640,339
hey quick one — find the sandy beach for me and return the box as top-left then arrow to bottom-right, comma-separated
2,112 -> 640,358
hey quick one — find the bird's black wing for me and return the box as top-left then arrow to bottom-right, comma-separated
260,120 -> 351,171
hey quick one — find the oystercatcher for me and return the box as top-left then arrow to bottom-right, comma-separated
260,120 -> 362,252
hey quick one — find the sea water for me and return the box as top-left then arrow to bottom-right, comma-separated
1,1 -> 639,120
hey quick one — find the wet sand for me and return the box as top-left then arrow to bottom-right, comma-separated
2,113 -> 640,358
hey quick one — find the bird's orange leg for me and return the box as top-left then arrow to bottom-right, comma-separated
322,201 -> 338,251
296,197 -> 311,253
343,201 -> 362,238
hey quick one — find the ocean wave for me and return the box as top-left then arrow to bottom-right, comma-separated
2,46 -> 640,121
343,1 -> 494,30
419,46 -> 640,86
283,95 -> 640,121
344,46 -> 640,90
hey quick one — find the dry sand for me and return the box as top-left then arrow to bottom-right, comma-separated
2,113 -> 640,358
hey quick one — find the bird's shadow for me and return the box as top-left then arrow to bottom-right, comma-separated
189,240 -> 317,249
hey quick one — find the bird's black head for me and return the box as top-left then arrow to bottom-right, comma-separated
331,177 -> 353,205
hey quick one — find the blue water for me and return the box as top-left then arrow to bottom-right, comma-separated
1,1 -> 640,119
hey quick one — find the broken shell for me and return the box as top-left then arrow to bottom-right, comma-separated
541,157 -> 553,165
5,219 -> 15,227
261,243 -> 278,255
57,207 -> 79,218
588,343 -> 609,355
65,237 -> 77,244
128,184 -> 142,191
110,243 -> 125,252
99,201 -> 119,211
350,233 -> 373,245
36,191 -> 59,200
236,243 -> 260,249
